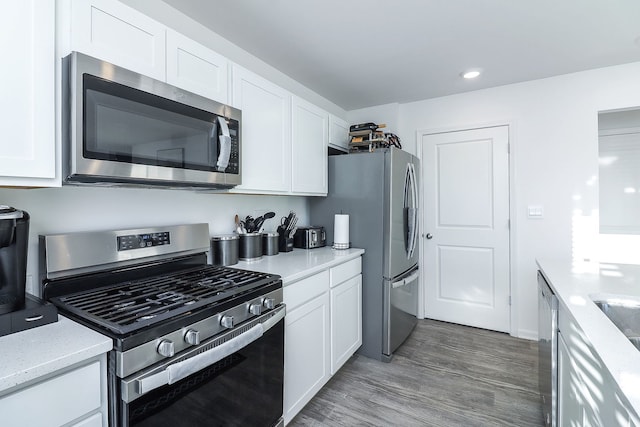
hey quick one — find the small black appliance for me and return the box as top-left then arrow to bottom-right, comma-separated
0,205 -> 58,337
0,205 -> 30,314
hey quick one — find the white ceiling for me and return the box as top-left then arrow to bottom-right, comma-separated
162,0 -> 640,111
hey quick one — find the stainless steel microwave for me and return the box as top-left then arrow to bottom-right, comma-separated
62,52 -> 241,189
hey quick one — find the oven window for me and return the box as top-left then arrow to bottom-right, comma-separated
125,320 -> 284,427
83,74 -> 229,172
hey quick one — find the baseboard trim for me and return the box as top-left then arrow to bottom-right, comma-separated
516,328 -> 538,341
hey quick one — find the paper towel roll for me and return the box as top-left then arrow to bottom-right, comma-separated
333,214 -> 350,249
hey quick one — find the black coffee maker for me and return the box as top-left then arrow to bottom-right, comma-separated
0,205 -> 29,315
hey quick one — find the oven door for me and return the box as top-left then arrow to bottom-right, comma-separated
118,306 -> 285,427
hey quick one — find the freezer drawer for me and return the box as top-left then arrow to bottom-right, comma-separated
383,266 -> 419,359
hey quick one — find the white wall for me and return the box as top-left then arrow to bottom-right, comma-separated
396,61 -> 640,339
0,186 -> 307,296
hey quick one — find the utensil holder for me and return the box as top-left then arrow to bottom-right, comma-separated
277,228 -> 293,252
210,235 -> 239,266
262,232 -> 279,256
239,233 -> 263,261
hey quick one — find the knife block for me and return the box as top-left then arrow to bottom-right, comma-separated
277,227 -> 293,252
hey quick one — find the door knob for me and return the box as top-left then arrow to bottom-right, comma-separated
425,233 -> 433,239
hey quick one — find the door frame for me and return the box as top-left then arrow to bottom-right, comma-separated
416,120 -> 520,338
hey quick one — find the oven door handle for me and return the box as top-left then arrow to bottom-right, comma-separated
137,324 -> 262,395
132,306 -> 286,399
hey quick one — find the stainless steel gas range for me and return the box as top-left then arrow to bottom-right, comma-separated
40,223 -> 285,427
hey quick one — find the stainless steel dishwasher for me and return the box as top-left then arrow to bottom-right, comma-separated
538,270 -> 558,427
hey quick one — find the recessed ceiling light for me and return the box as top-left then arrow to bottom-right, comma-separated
461,70 -> 481,79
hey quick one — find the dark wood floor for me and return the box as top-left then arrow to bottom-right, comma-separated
289,319 -> 542,427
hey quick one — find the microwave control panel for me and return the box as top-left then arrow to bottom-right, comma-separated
118,232 -> 171,251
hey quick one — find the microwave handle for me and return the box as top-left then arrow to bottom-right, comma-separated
216,117 -> 231,171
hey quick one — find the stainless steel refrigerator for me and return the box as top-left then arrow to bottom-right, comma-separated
310,147 -> 419,361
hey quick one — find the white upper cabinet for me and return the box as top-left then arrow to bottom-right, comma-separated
0,1 -> 57,186
231,65 -> 292,193
328,114 -> 349,152
291,96 -> 328,195
62,0 -> 230,102
166,29 -> 229,104
65,0 -> 166,80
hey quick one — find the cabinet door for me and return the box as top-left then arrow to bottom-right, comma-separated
69,0 -> 166,80
0,1 -> 56,186
329,114 -> 349,151
0,360 -> 102,427
166,29 -> 228,103
284,291 -> 330,424
330,274 -> 362,374
291,96 -> 328,195
559,313 -> 632,427
558,331 -> 583,427
231,65 -> 291,193
71,412 -> 103,427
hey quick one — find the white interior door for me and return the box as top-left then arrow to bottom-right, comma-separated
421,126 -> 510,332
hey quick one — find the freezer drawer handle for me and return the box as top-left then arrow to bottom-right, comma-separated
391,270 -> 419,288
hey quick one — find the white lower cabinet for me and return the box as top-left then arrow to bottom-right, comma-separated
0,355 -> 107,427
71,412 -> 103,427
558,330 -> 584,426
330,258 -> 362,375
330,276 -> 362,374
558,308 -> 636,426
283,256 -> 363,425
284,289 -> 331,424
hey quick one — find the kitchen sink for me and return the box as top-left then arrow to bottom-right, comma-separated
593,298 -> 640,351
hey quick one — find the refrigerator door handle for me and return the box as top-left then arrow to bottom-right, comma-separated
405,163 -> 419,259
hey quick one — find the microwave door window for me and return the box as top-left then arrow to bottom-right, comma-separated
83,75 -> 218,172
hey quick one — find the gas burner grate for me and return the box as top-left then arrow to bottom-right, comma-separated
51,265 -> 279,335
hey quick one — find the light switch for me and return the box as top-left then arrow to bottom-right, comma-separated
527,206 -> 544,218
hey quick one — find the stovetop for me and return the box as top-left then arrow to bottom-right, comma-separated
48,265 -> 280,336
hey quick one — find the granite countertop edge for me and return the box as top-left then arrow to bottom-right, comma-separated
0,315 -> 112,395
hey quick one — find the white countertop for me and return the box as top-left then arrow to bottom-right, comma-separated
235,247 -> 365,284
536,259 -> 640,418
0,315 -> 112,395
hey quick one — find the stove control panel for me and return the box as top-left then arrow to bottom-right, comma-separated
118,232 -> 171,251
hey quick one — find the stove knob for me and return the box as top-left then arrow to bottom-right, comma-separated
220,315 -> 234,329
263,298 -> 275,310
157,340 -> 175,358
184,329 -> 200,346
249,303 -> 262,316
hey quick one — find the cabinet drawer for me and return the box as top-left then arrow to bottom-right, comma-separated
284,270 -> 329,311
0,360 -> 102,427
330,257 -> 361,287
